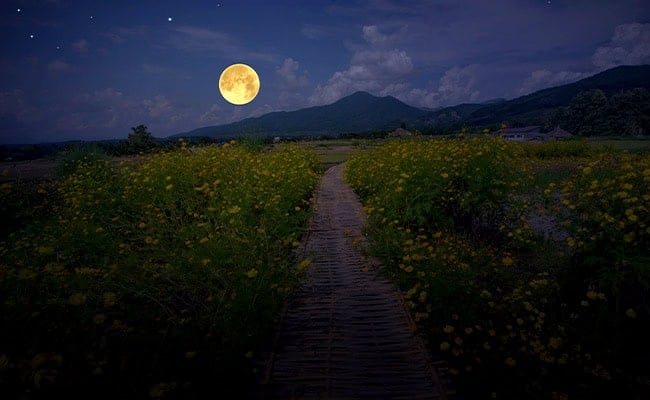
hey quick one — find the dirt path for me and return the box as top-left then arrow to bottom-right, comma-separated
260,164 -> 447,399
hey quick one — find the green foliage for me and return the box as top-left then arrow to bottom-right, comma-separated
55,143 -> 110,178
237,134 -> 267,152
0,143 -> 320,397
551,88 -> 650,137
346,137 -> 650,399
519,139 -> 593,158
127,124 -> 157,153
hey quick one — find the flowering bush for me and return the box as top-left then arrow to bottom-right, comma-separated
346,137 -> 649,398
0,142 -> 320,397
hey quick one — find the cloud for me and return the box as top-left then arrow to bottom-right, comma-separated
398,64 -> 481,108
142,64 -> 168,74
72,39 -> 88,52
276,58 -> 309,89
168,25 -> 276,62
516,22 -> 650,96
519,69 -> 587,95
170,26 -> 236,53
362,25 -> 389,44
592,23 -> 650,69
199,104 -> 223,125
47,59 -> 73,72
309,25 -> 414,105
102,26 -> 148,44
274,58 -> 310,108
0,89 -> 39,123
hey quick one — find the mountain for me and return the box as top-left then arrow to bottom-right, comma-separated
174,91 -> 426,139
417,65 -> 650,130
174,65 -> 650,139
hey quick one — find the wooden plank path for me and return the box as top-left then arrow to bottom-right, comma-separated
258,164 -> 448,399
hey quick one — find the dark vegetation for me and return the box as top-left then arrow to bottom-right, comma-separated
346,138 -> 650,399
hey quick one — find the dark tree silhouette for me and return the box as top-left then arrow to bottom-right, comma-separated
128,125 -> 157,153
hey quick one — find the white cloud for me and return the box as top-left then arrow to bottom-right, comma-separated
199,104 -> 223,125
309,25 -> 414,106
398,65 -> 481,108
142,64 -> 168,74
592,23 -> 650,69
170,26 -> 236,53
276,58 -> 309,89
47,59 -> 73,72
519,69 -> 587,95
72,39 -> 88,52
308,25 -> 486,108
362,25 -> 389,44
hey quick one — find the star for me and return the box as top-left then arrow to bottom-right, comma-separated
29,34 -> 34,39
56,45 -> 61,50
17,8 -> 21,13
168,17 -> 173,22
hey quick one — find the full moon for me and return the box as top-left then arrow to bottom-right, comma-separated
219,63 -> 260,105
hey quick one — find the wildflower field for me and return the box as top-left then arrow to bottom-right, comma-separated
0,142 -> 320,398
346,137 -> 650,399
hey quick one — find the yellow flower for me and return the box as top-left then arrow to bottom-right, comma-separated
566,237 -> 576,247
68,292 -> 87,306
246,269 -> 258,278
549,337 -> 562,350
504,357 -> 516,367
440,342 -> 451,351
37,246 -> 54,255
586,291 -> 598,300
228,206 -> 241,214
103,292 -> 117,307
440,172 -> 449,178
443,325 -> 455,334
404,265 -> 414,273
297,259 -> 311,272
625,308 -> 637,319
93,314 -> 106,325
165,184 -> 173,190
502,256 -> 514,266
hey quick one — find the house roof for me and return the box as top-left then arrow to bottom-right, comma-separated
547,126 -> 573,138
502,126 -> 541,134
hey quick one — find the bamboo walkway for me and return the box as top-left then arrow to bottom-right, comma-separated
259,164 -> 448,399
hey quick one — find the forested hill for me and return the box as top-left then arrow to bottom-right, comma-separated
174,91 -> 426,139
417,65 -> 650,135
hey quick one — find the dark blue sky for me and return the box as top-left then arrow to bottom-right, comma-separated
1,0 -> 649,144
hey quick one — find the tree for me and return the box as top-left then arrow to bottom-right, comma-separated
128,125 -> 157,153
610,88 -> 650,136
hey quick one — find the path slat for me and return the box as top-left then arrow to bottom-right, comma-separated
260,164 -> 446,399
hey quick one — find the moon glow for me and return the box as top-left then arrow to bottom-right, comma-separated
219,63 -> 260,105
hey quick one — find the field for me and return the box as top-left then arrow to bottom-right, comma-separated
346,137 -> 650,398
0,141 -> 320,398
1,136 -> 649,398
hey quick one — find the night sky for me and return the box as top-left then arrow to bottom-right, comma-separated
1,0 -> 649,144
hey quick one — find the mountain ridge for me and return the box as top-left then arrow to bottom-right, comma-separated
172,65 -> 650,138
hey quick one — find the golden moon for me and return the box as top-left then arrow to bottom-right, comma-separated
219,63 -> 260,105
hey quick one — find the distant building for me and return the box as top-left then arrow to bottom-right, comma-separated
500,126 -> 574,141
546,126 -> 574,140
387,127 -> 412,138
500,126 -> 543,141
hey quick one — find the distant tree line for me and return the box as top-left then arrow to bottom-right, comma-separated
0,125 -> 227,161
545,88 -> 650,136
